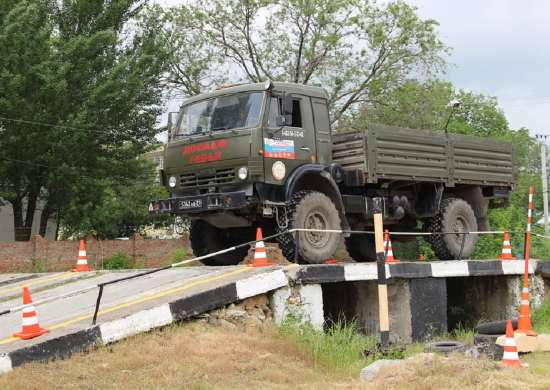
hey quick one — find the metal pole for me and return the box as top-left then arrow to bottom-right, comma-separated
92,285 -> 104,325
542,139 -> 549,236
374,198 -> 390,349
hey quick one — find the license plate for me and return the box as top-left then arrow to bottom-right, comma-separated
179,199 -> 202,209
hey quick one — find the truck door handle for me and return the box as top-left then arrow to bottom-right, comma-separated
301,147 -> 310,151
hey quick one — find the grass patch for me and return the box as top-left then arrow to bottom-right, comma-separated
102,252 -> 134,270
278,313 -> 374,376
532,298 -> 550,334
169,248 -> 189,266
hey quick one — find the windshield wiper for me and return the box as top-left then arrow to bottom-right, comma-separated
172,133 -> 194,141
212,126 -> 238,134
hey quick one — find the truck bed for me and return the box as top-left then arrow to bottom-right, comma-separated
332,124 -> 518,189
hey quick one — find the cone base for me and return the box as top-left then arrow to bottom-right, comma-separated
14,327 -> 50,340
71,268 -> 95,272
325,259 -> 339,264
502,359 -> 527,370
247,262 -> 275,267
515,329 -> 538,337
497,257 -> 517,260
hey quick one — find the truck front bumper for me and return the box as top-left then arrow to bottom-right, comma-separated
148,191 -> 247,215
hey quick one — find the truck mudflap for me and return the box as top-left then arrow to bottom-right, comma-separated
148,191 -> 247,215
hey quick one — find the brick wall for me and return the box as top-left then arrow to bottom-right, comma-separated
0,234 -> 292,272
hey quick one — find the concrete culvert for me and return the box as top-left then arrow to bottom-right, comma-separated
425,341 -> 466,355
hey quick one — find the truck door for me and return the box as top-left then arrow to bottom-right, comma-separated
264,94 -> 316,184
311,97 -> 332,165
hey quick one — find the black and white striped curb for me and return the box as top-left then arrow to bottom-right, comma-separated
0,268 -> 288,372
296,259 -> 543,283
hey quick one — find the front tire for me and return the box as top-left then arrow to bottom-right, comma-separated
189,220 -> 251,266
277,191 -> 341,264
426,198 -> 478,260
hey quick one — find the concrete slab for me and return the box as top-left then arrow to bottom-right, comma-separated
0,266 -> 288,372
0,274 -> 40,286
360,359 -> 403,381
496,333 -> 550,352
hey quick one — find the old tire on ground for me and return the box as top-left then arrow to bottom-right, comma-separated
477,319 -> 518,335
277,190 -> 341,264
189,220 -> 250,266
344,233 -> 376,262
473,333 -> 502,344
426,198 -> 478,260
425,341 -> 466,355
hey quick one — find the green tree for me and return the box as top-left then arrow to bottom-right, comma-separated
0,0 -> 169,241
157,0 -> 450,123
59,153 -> 172,240
339,78 -> 454,132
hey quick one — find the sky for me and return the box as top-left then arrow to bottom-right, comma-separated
157,0 -> 550,139
409,0 -> 550,139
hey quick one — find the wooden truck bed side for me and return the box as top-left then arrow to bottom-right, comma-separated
332,124 -> 518,189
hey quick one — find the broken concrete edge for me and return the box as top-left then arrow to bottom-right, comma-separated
360,359 -> 404,381
0,268 -> 289,373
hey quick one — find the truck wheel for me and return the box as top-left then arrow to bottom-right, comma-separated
344,233 -> 376,262
427,198 -> 478,260
189,220 -> 250,266
278,191 -> 341,264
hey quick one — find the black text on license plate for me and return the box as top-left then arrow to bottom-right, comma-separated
180,199 -> 202,208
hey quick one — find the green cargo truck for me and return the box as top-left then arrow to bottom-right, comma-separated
148,81 -> 518,265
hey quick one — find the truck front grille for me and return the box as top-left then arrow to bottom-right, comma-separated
179,167 -> 235,188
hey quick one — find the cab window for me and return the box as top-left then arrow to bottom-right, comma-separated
267,97 -> 302,128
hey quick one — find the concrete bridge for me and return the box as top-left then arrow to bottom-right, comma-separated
1,259 -> 549,372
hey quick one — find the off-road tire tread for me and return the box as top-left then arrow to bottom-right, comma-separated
426,198 -> 477,260
344,233 -> 376,262
189,220 -> 249,266
277,190 -> 340,264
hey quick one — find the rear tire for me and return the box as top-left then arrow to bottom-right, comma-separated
344,233 -> 376,262
277,191 -> 341,264
190,220 -> 251,266
426,198 -> 478,260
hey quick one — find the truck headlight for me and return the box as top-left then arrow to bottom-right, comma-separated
168,176 -> 177,188
238,167 -> 248,180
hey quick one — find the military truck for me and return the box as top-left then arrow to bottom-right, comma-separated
148,81 -> 518,265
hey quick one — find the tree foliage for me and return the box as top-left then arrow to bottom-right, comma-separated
59,155 -> 172,240
0,0 -> 170,240
157,0 -> 450,124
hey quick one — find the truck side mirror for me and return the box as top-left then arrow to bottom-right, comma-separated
167,112 -> 177,141
282,92 -> 293,115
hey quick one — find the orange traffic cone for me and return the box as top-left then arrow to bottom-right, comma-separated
497,231 -> 517,260
502,320 -> 526,369
516,277 -> 537,336
325,257 -> 339,264
71,239 -> 94,272
419,254 -> 425,261
383,230 -> 400,263
247,228 -> 275,267
13,287 -> 50,340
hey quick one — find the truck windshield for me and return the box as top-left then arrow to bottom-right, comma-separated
174,91 -> 264,137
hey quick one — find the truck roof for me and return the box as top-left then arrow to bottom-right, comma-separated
181,81 -> 327,107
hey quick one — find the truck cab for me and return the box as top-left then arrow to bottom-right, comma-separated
149,81 -> 346,265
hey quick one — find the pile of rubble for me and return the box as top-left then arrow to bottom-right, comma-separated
194,295 -> 273,328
